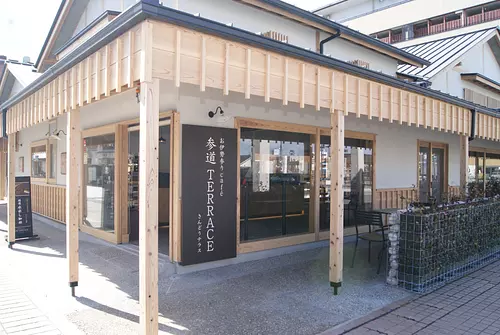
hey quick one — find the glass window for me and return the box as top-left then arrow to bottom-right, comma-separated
49,142 -> 57,179
485,152 -> 500,182
83,134 -> 115,233
239,128 -> 312,242
319,136 -> 374,230
31,144 -> 47,179
468,151 -> 485,196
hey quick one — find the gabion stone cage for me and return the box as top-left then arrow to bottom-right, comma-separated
389,200 -> 500,293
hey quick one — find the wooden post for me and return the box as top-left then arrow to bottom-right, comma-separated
66,108 -> 81,296
460,135 -> 469,195
329,110 -> 344,295
139,78 -> 160,335
7,133 -> 15,247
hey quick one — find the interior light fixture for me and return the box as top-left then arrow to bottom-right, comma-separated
159,127 -> 166,143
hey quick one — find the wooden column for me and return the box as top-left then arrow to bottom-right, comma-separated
329,110 -> 344,295
460,135 -> 469,195
7,133 -> 15,247
139,78 -> 160,335
66,108 -> 81,296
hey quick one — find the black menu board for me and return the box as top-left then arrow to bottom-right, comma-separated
15,176 -> 33,239
181,125 -> 237,265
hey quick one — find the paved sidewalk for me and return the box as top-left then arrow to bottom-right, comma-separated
327,260 -> 500,335
0,203 -> 410,335
0,273 -> 61,335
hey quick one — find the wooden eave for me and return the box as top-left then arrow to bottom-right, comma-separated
461,73 -> 500,94
4,2 -> 500,142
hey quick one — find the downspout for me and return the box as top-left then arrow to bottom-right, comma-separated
468,109 -> 476,142
319,29 -> 342,54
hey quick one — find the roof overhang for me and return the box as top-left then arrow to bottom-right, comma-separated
1,0 -> 499,120
461,73 -> 500,94
233,0 -> 430,67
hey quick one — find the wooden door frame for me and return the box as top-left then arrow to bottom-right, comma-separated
417,140 -> 449,201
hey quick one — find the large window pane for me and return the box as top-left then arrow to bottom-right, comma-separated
319,136 -> 373,230
83,134 -> 115,233
240,128 -> 312,242
31,144 -> 47,179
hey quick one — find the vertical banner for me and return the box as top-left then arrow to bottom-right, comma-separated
15,176 -> 33,239
181,125 -> 237,265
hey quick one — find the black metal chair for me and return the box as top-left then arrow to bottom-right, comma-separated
351,210 -> 387,274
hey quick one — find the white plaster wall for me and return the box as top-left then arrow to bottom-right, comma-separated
324,0 -> 373,22
8,80 -> 24,100
175,0 -> 317,51
73,0 -> 137,37
320,33 -> 398,75
430,40 -> 500,103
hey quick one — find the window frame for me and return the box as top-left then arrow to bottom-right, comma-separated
235,117 -> 377,253
469,146 -> 500,193
30,139 -> 58,184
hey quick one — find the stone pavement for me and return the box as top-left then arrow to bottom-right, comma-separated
326,261 -> 500,335
0,273 -> 61,335
0,203 -> 411,335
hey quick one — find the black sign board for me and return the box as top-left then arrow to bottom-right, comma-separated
181,124 -> 237,265
15,176 -> 34,239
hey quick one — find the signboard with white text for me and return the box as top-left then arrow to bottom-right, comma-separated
181,125 -> 237,265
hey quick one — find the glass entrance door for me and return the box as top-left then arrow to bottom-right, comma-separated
127,118 -> 172,255
418,142 -> 447,203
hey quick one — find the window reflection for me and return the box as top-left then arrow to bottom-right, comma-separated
83,134 -> 115,233
31,144 -> 47,179
319,136 -> 373,230
240,128 -> 312,242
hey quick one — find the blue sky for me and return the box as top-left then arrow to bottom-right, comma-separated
0,0 -> 332,63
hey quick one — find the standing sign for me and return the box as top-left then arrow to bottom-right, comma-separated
15,176 -> 34,239
181,124 -> 237,265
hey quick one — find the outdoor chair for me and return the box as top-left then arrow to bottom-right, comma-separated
351,210 -> 387,274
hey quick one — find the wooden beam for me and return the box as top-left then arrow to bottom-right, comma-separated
265,54 -> 270,102
79,62 -> 84,106
378,85 -> 383,121
104,45 -> 111,97
86,57 -> 92,103
368,82 -> 372,119
445,104 -> 449,132
460,135 -> 469,193
329,110 -> 344,295
201,37 -> 206,92
95,51 -> 101,101
66,108 -> 81,296
7,133 -> 15,246
116,37 -> 123,93
300,63 -> 305,108
356,79 -> 361,118
175,30 -> 181,87
139,78 -> 160,335
283,58 -> 288,105
71,67 -> 77,110
399,90 -> 403,125
225,43 -> 230,96
389,88 -> 393,123
128,30 -> 135,88
330,71 -> 335,112
316,67 -> 320,111
344,75 -> 349,116
416,95 -> 420,127
58,75 -> 63,115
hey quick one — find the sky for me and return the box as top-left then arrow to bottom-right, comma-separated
0,0 -> 333,63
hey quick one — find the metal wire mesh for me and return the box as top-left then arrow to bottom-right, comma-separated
395,201 -> 500,293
